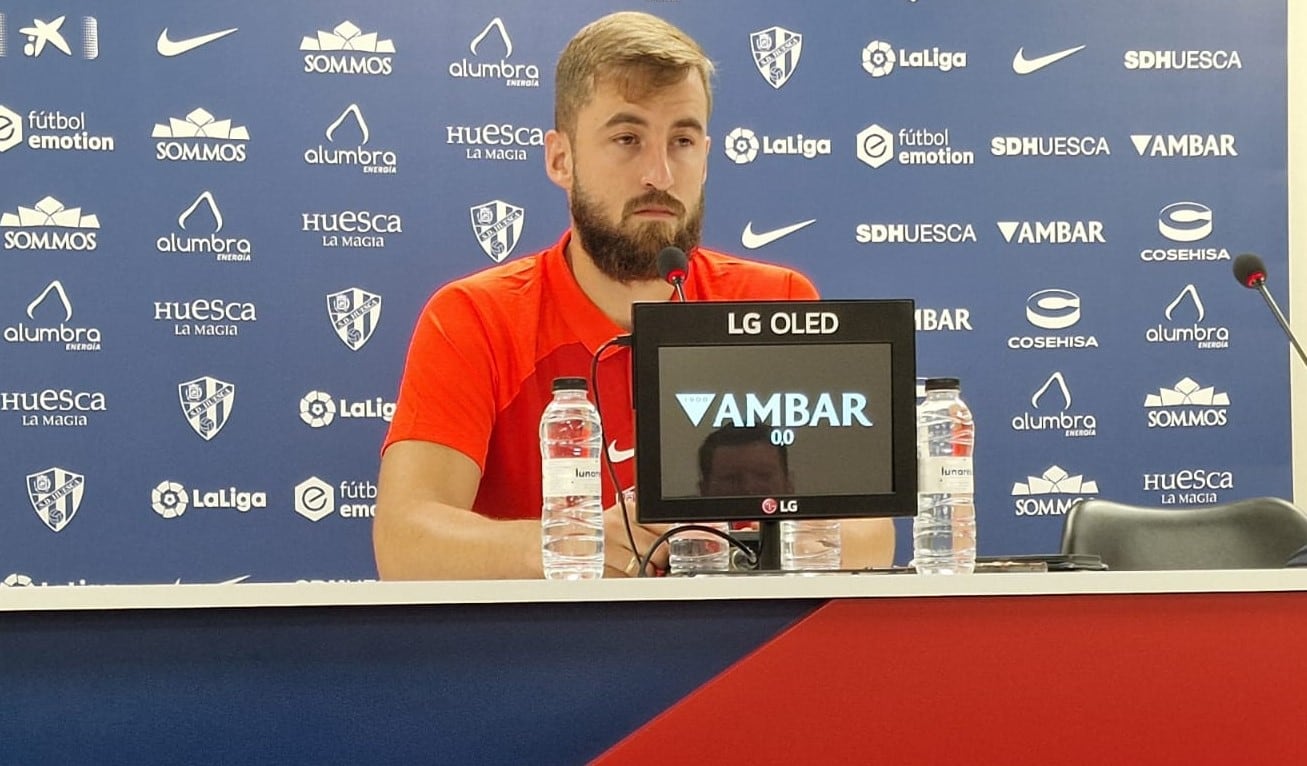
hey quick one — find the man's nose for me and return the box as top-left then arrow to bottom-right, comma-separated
641,144 -> 674,191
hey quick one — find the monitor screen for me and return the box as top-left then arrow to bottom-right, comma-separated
633,300 -> 917,523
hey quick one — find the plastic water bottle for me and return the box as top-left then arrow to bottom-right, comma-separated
913,377 -> 977,575
669,522 -> 731,574
781,520 -> 842,571
540,377 -> 604,580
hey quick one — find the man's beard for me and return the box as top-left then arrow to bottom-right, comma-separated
570,181 -> 704,283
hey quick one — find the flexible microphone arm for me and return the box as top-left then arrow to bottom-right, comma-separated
1251,278 -> 1307,366
657,246 -> 690,302
1234,253 -> 1307,366
668,273 -> 687,303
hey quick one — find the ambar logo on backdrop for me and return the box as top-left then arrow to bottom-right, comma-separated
2,195 -> 99,251
155,190 -> 252,263
448,17 -> 540,87
304,104 -> 398,174
1142,201 -> 1230,263
153,108 -> 249,163
996,219 -> 1105,245
1130,133 -> 1237,158
301,21 -> 395,75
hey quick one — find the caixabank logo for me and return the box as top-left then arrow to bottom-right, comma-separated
1011,465 -> 1099,517
9,14 -> 99,59
1144,377 -> 1229,429
155,191 -> 252,263
861,39 -> 966,77
2,195 -> 99,251
154,297 -> 258,338
27,466 -> 85,533
0,104 -> 115,154
1142,201 -> 1231,264
1010,371 -> 1097,438
1145,284 -> 1230,349
1,388 -> 106,428
4,280 -> 101,352
856,124 -> 974,169
300,20 -> 394,75
750,26 -> 803,89
1007,288 -> 1099,350
299,390 -> 395,428
1141,468 -> 1234,506
304,104 -> 397,174
471,200 -> 525,263
327,288 -> 381,350
294,476 -> 375,522
150,480 -> 267,518
153,108 -> 249,162
448,17 -> 540,87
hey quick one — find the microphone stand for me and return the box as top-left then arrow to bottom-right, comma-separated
1251,278 -> 1307,366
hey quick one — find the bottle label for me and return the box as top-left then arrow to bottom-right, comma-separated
542,458 -> 602,497
919,456 -> 974,494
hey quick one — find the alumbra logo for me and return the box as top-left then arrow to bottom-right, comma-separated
304,104 -> 398,174
156,190 -> 252,262
1148,284 -> 1230,349
448,17 -> 540,87
4,279 -> 102,352
1011,371 -> 1097,438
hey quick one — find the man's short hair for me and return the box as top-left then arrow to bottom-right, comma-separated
555,12 -> 715,134
698,426 -> 789,482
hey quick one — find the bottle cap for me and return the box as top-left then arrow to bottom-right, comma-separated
552,376 -> 588,392
924,377 -> 960,391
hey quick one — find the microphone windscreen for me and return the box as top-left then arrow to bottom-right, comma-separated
1233,253 -> 1267,288
656,246 -> 689,283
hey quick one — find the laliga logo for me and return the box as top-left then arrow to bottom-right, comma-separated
300,391 -> 336,427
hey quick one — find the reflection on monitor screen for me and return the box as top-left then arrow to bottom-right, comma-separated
634,300 -> 917,523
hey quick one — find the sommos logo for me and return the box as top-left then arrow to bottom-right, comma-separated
675,391 -> 874,429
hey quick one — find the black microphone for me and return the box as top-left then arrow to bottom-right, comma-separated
656,246 -> 689,302
1233,253 -> 1307,366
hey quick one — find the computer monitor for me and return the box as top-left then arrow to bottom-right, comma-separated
632,299 -> 917,524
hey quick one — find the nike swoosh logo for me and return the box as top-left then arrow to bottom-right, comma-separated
741,219 -> 817,249
607,441 -> 635,464
1012,44 -> 1086,75
157,27 -> 239,57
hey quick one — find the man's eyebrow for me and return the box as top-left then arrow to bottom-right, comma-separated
602,112 -> 706,133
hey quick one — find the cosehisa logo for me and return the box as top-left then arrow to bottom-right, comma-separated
153,108 -> 249,162
448,17 -> 539,87
1143,201 -> 1230,263
301,21 -> 394,75
2,195 -> 99,251
1008,289 -> 1099,350
4,280 -> 101,351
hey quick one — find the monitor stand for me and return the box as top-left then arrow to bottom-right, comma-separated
757,520 -> 781,572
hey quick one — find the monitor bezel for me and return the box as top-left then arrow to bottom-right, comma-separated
632,299 -> 917,523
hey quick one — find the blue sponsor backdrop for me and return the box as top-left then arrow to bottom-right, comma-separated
0,0 -> 1289,584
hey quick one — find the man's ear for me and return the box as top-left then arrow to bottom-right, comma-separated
545,129 -> 573,191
